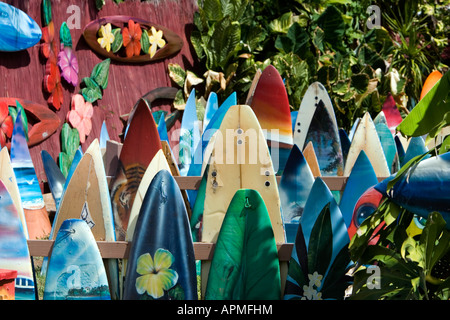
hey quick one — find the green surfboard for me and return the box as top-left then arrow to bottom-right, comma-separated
205,189 -> 281,300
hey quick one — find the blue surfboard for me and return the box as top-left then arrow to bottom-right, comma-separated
123,170 -> 197,300
339,150 -> 378,229
284,177 -> 351,300
279,144 -> 314,243
0,2 -> 41,51
374,152 -> 450,228
43,219 -> 111,300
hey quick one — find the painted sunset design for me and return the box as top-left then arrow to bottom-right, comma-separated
44,219 -> 111,300
10,111 -> 45,209
0,181 -> 35,300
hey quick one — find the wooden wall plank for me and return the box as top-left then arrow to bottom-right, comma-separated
0,0 -> 199,189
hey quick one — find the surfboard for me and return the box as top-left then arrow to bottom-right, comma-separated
122,170 -> 197,300
43,219 -> 111,300
420,70 -> 442,100
10,109 -> 51,240
245,69 -> 261,106
250,65 -> 293,173
374,152 -> 450,228
382,93 -> 403,135
0,147 -> 27,238
201,92 -> 237,155
110,98 -> 162,240
303,141 -> 321,177
203,92 -> 219,133
178,89 -> 201,176
41,150 -> 65,210
252,68 -> 291,173
0,180 -> 36,300
344,112 -> 390,177
339,128 -> 351,166
160,141 -> 192,218
126,149 -> 171,242
347,186 -> 384,241
375,121 -> 398,173
0,2 -> 41,52
284,178 -> 350,300
294,82 -> 343,176
279,144 -> 314,243
43,140 -> 118,297
402,136 -> 429,166
205,189 -> 281,300
201,104 -> 285,296
100,120 -> 110,151
339,150 -> 378,229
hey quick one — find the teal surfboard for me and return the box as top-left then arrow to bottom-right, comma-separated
179,89 -> 201,176
43,219 -> 111,300
41,150 -> 65,210
375,121 -> 398,173
123,170 -> 197,300
339,150 -> 378,229
402,136 -> 429,166
203,92 -> 219,132
0,179 -> 36,300
205,189 -> 281,300
279,144 -> 314,243
284,178 -> 351,300
0,2 -> 42,52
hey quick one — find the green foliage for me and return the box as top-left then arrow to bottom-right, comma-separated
349,202 -> 450,300
350,79 -> 450,300
80,58 -> 111,103
181,0 -> 448,132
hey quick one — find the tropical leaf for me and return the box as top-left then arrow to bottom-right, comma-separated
60,22 -> 72,48
42,0 -> 52,26
397,71 -> 450,138
140,30 -> 150,54
168,63 -> 186,87
81,77 -> 103,103
307,203 -> 333,278
111,28 -> 123,53
90,58 -> 110,89
207,16 -> 241,70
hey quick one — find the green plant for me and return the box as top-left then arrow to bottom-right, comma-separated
349,71 -> 450,300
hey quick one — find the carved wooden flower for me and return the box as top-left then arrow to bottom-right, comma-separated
122,20 -> 142,58
148,26 -> 166,58
67,94 -> 94,144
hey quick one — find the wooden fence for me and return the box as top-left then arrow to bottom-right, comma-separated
26,175 -> 387,261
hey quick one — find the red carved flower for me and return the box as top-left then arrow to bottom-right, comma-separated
44,59 -> 64,110
122,20 -> 142,58
0,102 -> 13,148
40,21 -> 59,63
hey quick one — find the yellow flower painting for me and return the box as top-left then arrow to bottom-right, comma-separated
135,249 -> 178,299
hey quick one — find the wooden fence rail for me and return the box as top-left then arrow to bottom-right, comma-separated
27,175 -> 387,260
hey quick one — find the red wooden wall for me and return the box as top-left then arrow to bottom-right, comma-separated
0,0 -> 198,186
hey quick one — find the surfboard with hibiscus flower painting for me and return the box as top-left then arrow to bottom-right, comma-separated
122,170 -> 197,300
